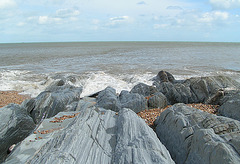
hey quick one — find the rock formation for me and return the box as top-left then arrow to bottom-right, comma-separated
130,82 -> 158,97
22,83 -> 82,124
119,90 -> 147,113
5,107 -> 175,164
2,71 -> 240,164
218,90 -> 240,121
154,74 -> 240,105
0,104 -> 35,163
155,103 -> 240,164
96,86 -> 121,112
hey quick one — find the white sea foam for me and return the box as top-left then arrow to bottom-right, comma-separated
78,71 -> 154,97
0,70 -> 53,97
1,69 -> 239,98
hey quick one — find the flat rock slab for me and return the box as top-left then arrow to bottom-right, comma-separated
155,103 -> 240,164
5,107 -> 174,164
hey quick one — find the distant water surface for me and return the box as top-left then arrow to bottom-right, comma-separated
0,42 -> 240,97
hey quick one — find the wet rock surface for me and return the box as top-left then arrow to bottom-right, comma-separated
0,104 -> 35,163
155,103 -> 240,164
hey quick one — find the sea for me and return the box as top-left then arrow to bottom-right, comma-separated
0,42 -> 240,98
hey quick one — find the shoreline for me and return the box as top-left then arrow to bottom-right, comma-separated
0,90 -> 220,130
0,91 -> 31,108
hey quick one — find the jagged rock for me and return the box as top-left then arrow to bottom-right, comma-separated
96,86 -> 121,112
22,84 -> 82,124
155,103 -> 240,164
206,89 -> 224,105
186,76 -> 240,103
156,70 -> 175,83
155,82 -> 197,104
65,101 -> 79,111
119,90 -> 147,113
0,104 -> 35,163
5,107 -> 175,164
130,83 -> 158,97
75,97 -> 96,111
44,79 -> 65,91
148,92 -> 167,109
218,90 -> 240,120
154,76 -> 240,105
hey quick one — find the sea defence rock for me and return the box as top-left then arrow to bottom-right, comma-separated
148,92 -> 167,109
0,104 -> 35,163
119,90 -> 147,113
155,82 -> 197,104
96,86 -> 121,112
218,90 -> 240,121
186,76 -> 240,103
5,107 -> 175,164
22,84 -> 82,124
130,83 -> 158,97
155,103 -> 240,164
154,75 -> 240,105
155,70 -> 175,83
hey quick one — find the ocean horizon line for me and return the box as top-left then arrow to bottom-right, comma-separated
1,40 -> 240,44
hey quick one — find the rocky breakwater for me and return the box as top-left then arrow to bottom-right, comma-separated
1,70 -> 240,164
4,103 -> 174,163
155,103 -> 240,163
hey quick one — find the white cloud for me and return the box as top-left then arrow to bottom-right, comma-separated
210,0 -> 240,9
0,0 -> 16,9
166,6 -> 183,10
17,22 -> 25,26
37,16 -> 62,25
198,11 -> 229,23
38,16 -> 49,24
56,8 -> 80,18
137,1 -> 146,5
92,19 -> 100,24
154,24 -> 169,29
108,16 -> 131,26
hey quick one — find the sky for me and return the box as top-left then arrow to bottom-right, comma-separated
1,0 -> 240,43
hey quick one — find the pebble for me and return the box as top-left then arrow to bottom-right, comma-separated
0,91 -> 31,108
137,103 -> 219,129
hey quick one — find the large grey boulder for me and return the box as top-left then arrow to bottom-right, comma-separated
0,104 -> 35,163
218,90 -> 240,120
119,90 -> 147,113
148,92 -> 167,109
22,84 -> 82,124
130,83 -> 158,97
155,103 -> 240,164
186,76 -> 240,103
155,70 -> 175,83
5,107 -> 175,164
96,86 -> 121,112
155,82 -> 197,104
